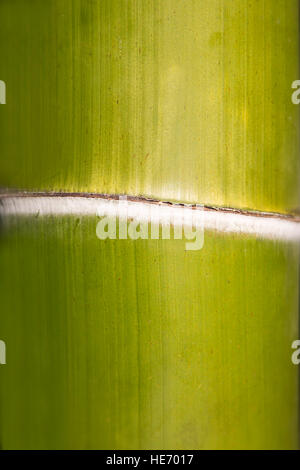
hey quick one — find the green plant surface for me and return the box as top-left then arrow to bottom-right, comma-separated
0,0 -> 299,214
0,214 -> 298,450
0,0 -> 299,451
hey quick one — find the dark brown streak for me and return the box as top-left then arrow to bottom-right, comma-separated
0,190 -> 299,222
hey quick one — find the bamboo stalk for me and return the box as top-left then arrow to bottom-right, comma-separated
0,0 -> 299,449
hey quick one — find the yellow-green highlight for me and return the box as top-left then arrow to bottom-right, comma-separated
0,0 -> 299,213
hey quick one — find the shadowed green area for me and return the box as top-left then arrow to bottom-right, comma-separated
0,0 -> 299,213
0,214 -> 298,449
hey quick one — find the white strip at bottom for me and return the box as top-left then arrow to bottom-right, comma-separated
1,195 -> 300,242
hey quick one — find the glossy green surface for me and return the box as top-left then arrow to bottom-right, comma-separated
0,215 -> 298,449
0,0 -> 299,213
0,0 -> 299,450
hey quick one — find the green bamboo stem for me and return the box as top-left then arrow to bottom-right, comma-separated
0,0 -> 299,450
